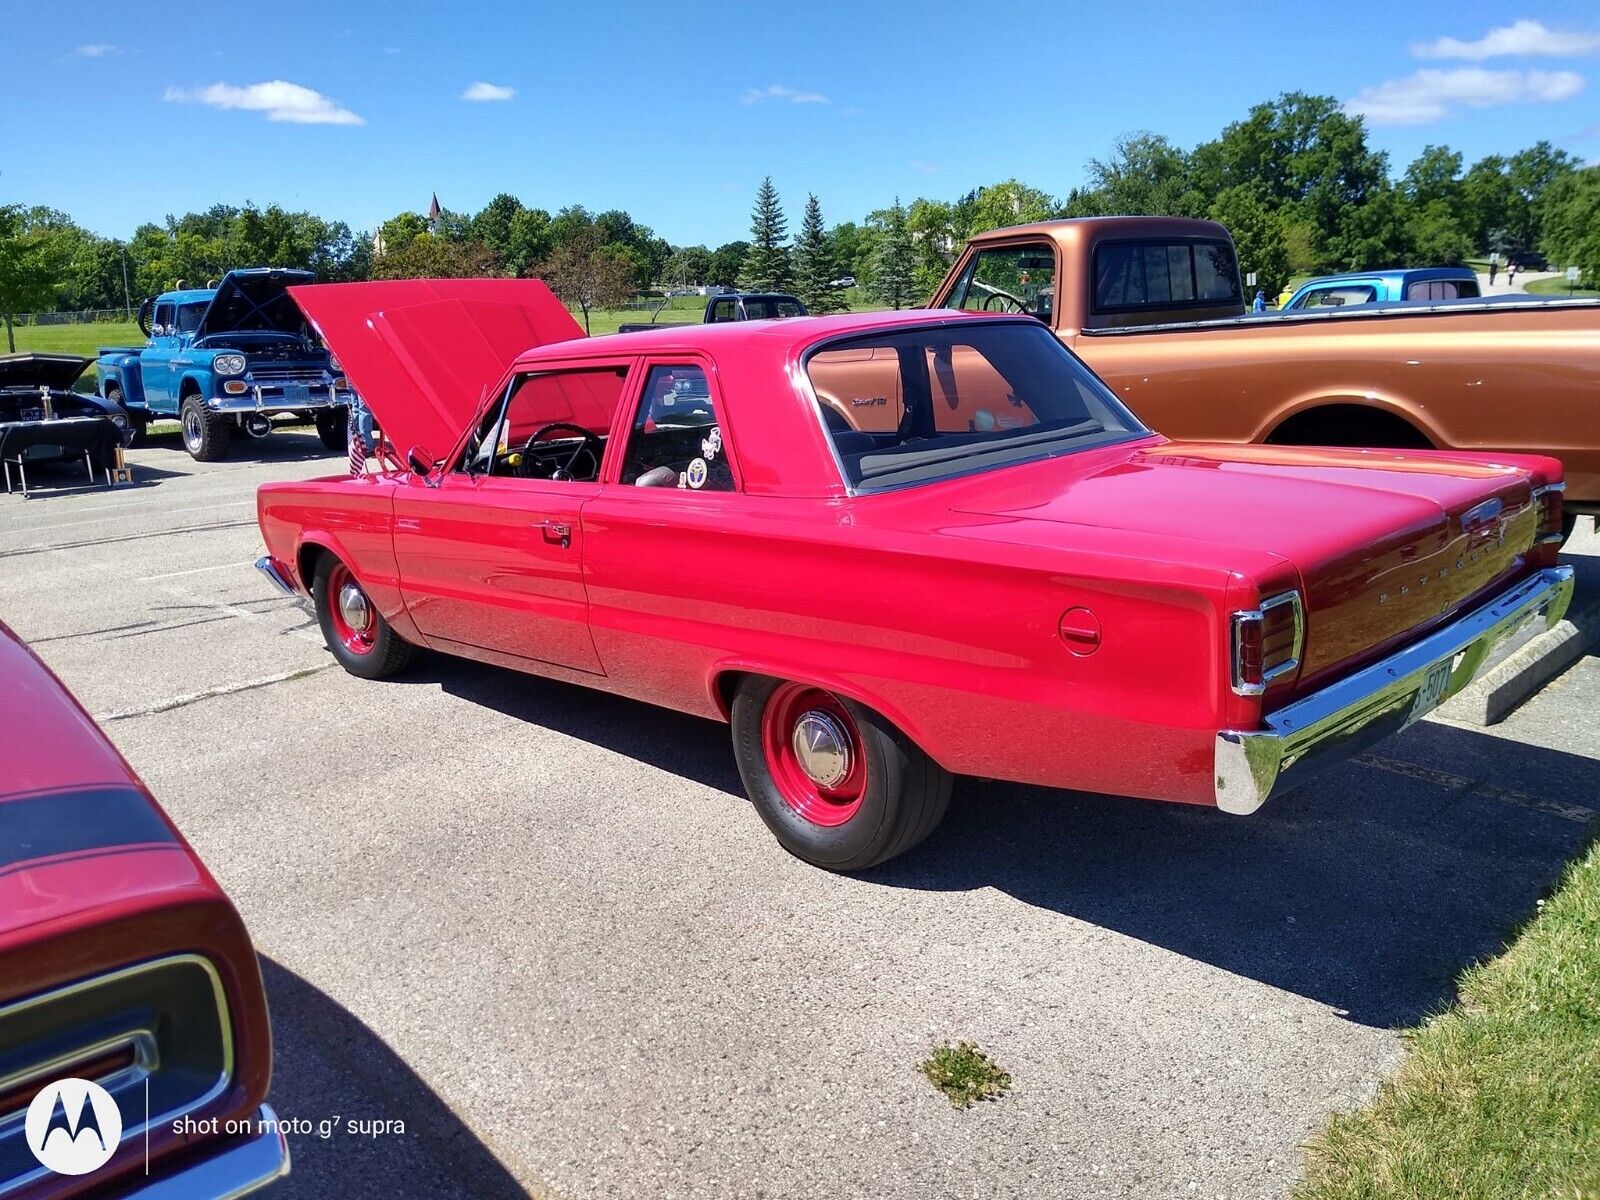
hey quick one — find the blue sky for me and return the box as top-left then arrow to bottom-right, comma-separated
3,1 -> 1597,246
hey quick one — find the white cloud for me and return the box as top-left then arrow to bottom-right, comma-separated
740,84 -> 829,105
1413,20 -> 1600,61
462,81 -> 515,102
76,43 -> 118,57
1344,67 -> 1584,126
163,80 -> 364,125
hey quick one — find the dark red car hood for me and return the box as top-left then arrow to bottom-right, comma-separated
288,278 -> 584,459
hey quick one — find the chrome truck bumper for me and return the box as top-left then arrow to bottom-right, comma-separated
1214,566 -> 1574,815
206,385 -> 354,416
124,1103 -> 289,1198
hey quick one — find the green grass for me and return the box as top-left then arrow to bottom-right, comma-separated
917,1041 -> 1012,1109
1524,275 -> 1600,300
1294,835 -> 1600,1200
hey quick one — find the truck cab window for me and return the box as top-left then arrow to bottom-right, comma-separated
1092,240 -> 1241,313
944,245 -> 1056,321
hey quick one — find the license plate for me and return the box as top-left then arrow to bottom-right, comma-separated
282,384 -> 310,403
1408,659 -> 1452,724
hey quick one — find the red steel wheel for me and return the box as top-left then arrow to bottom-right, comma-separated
326,561 -> 377,656
759,683 -> 868,827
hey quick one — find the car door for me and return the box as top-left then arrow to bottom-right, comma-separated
391,360 -> 635,674
141,301 -> 179,412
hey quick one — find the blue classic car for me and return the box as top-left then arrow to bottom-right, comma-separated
95,268 -> 355,460
1278,267 -> 1481,311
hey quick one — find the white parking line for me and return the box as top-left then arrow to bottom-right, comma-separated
139,561 -> 251,582
3,499 -> 254,534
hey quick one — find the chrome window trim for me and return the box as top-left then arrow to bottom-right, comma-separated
0,954 -> 234,1200
1230,590 -> 1304,697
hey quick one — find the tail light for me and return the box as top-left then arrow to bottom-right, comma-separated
1230,590 -> 1304,696
1532,481 -> 1565,546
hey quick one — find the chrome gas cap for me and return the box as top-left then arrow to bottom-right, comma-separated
338,582 -> 371,631
791,710 -> 853,788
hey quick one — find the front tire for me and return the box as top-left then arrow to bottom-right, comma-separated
730,677 -> 952,871
313,555 -> 416,679
180,395 -> 231,461
315,407 -> 349,452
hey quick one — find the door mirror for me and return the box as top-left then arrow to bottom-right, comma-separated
407,445 -> 440,479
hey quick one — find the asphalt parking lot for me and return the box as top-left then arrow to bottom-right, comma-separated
3,431 -> 1598,1200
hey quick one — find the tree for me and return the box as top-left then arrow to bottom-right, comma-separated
1208,187 -> 1290,298
664,245 -> 712,287
1541,166 -> 1600,285
505,208 -> 553,277
537,230 -> 634,333
0,206 -> 69,350
739,177 -> 792,291
370,233 -> 501,281
377,211 -> 429,256
792,195 -> 844,313
470,193 -> 526,261
707,241 -> 749,287
1081,133 -> 1201,217
866,197 -> 916,309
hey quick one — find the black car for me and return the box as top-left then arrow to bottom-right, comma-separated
0,353 -> 129,496
1510,251 -> 1548,271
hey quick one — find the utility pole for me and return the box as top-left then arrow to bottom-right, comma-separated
119,243 -> 132,319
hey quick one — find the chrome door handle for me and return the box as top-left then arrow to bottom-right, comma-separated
535,520 -> 572,547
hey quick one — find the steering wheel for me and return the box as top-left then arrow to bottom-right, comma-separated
982,293 -> 1024,313
520,422 -> 602,482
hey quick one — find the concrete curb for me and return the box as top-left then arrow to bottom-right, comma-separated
1437,593 -> 1600,726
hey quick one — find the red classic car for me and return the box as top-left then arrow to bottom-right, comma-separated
0,622 -> 288,1197
256,280 -> 1574,871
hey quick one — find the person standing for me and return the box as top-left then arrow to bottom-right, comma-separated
347,391 -> 376,477
1489,258 -> 1499,286
1252,289 -> 1267,313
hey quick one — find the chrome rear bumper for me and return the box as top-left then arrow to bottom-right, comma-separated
1214,566 -> 1574,815
254,555 -> 297,597
125,1103 -> 289,1198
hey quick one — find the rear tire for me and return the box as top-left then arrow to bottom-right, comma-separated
730,676 -> 952,871
316,407 -> 349,452
313,554 -> 416,679
180,395 -> 231,461
104,383 -> 147,447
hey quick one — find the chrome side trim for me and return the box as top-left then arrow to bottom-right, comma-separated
123,1104 -> 290,1200
1215,566 -> 1574,815
1229,589 -> 1304,696
1532,481 -> 1568,545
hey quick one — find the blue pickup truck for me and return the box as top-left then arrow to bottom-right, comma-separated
1278,267 -> 1481,311
96,268 -> 355,461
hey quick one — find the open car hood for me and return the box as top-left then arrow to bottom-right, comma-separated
287,278 -> 584,459
0,352 -> 92,392
195,268 -> 316,340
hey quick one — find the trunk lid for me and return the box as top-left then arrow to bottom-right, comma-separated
946,442 -> 1538,687
288,278 -> 584,458
0,353 -> 92,393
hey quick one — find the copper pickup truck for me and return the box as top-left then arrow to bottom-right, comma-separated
930,217 -> 1599,534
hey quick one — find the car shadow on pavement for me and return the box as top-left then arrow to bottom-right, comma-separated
865,717 -> 1600,1028
260,958 -> 539,1199
136,425 -> 339,465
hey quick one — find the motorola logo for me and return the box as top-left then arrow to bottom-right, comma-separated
25,1078 -> 122,1176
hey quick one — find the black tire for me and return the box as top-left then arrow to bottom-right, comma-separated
312,553 -> 416,679
180,394 -> 231,461
315,407 -> 349,452
104,383 -> 147,447
730,675 -> 952,871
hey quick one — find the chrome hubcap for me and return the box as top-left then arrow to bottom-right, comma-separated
183,411 -> 201,447
337,582 -> 371,631
791,710 -> 853,788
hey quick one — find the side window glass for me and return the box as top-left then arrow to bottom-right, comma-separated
462,367 -> 626,481
711,300 -> 735,322
621,364 -> 735,492
154,303 -> 175,335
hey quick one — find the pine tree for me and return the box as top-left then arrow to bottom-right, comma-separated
867,197 -> 916,310
793,194 -> 844,313
738,177 -> 792,291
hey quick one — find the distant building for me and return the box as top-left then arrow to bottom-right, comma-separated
428,192 -> 442,234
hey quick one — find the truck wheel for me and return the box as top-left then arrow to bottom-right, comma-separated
180,396 -> 232,461
730,677 -> 952,871
313,555 -> 416,679
315,407 -> 349,452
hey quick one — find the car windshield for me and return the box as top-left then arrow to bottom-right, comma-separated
176,302 -> 209,333
805,320 -> 1146,491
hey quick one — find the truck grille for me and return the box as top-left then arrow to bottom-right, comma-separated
249,367 -> 328,385
0,955 -> 232,1196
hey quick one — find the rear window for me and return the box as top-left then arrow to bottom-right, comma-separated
1298,285 -> 1377,309
1405,279 -> 1478,301
806,320 -> 1145,491
1092,240 -> 1240,313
